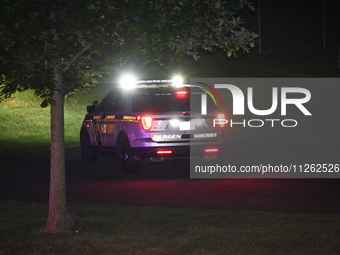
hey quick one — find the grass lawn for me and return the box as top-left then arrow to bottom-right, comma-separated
0,201 -> 339,255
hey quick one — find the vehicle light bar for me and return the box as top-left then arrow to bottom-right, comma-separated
137,79 -> 173,84
137,77 -> 183,86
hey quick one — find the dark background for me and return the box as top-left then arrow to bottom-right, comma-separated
242,0 -> 340,53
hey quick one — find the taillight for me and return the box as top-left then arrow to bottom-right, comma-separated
215,113 -> 226,127
205,148 -> 219,154
137,116 -> 153,130
157,150 -> 172,155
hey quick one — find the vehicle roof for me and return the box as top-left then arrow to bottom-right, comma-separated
114,83 -> 202,91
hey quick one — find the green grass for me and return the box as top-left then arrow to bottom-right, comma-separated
0,83 -> 112,152
0,201 -> 339,255
0,49 -> 339,153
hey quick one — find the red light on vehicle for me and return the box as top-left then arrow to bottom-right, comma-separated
205,148 -> 219,153
175,90 -> 189,98
216,113 -> 226,127
137,116 -> 153,130
157,150 -> 172,154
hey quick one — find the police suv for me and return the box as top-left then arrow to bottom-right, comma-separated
80,77 -> 226,173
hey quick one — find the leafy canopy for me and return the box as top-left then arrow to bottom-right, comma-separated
0,0 -> 256,104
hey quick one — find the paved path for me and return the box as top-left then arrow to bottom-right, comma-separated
1,148 -> 340,214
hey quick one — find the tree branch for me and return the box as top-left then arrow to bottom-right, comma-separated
62,42 -> 93,72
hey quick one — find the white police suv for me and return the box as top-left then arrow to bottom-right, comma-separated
80,77 -> 226,173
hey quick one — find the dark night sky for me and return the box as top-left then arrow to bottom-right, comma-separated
241,0 -> 340,52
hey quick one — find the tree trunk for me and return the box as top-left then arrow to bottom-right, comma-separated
45,66 -> 68,233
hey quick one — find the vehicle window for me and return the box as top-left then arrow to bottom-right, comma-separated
131,90 -> 216,113
111,93 -> 126,112
132,93 -> 190,112
99,90 -> 126,112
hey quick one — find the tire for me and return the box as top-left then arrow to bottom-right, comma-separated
80,129 -> 97,164
118,136 -> 140,174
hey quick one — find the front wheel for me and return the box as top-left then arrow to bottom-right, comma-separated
118,136 -> 140,174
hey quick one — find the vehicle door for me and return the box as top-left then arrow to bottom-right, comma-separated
94,90 -> 126,147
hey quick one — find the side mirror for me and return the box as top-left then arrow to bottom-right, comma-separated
87,100 -> 99,113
